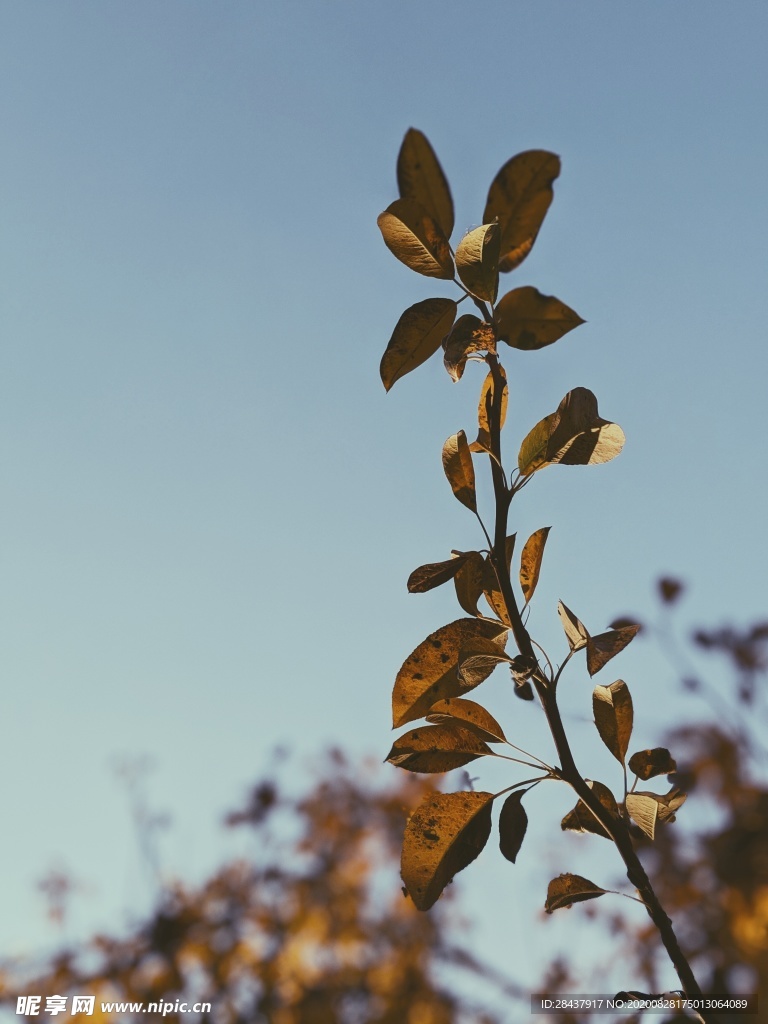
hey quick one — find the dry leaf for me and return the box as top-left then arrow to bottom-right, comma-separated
483,150 -> 561,272
587,625 -> 640,676
470,366 -> 507,454
519,527 -> 551,604
495,286 -> 584,350
561,780 -> 619,840
557,600 -> 589,651
442,315 -> 495,382
426,696 -> 506,742
380,298 -> 457,391
453,551 -> 485,617
499,791 -> 528,863
392,618 -> 507,727
402,791 -> 494,910
442,431 -> 477,512
592,680 -> 634,764
457,637 -> 514,689
518,388 -> 625,477
377,198 -> 454,279
397,128 -> 454,239
407,553 -> 468,594
386,723 -> 491,774
628,748 -> 677,781
455,223 -> 501,303
545,873 -> 606,914
625,793 -> 659,840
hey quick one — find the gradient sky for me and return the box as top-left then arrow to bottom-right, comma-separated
1,0 -> 767,1001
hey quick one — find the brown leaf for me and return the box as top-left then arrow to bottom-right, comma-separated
386,723 -> 491,774
442,431 -> 476,512
470,366 -> 507,454
561,780 -> 619,840
587,626 -> 640,676
377,198 -> 454,279
426,696 -> 506,742
625,793 -> 659,840
442,315 -> 495,382
495,286 -> 584,351
592,680 -> 633,764
392,618 -> 508,727
402,790 -> 494,910
544,873 -> 606,914
658,577 -> 684,604
499,791 -> 528,863
397,128 -> 454,239
455,223 -> 501,303
407,553 -> 468,594
457,637 -> 514,689
483,150 -> 561,272
482,541 -> 516,625
518,388 -> 625,477
453,551 -> 485,617
519,527 -> 551,604
656,787 -> 687,823
380,298 -> 457,391
628,748 -> 677,781
557,600 -> 589,651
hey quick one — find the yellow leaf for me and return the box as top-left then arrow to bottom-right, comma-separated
455,223 -> 500,303
426,696 -> 506,743
377,198 -> 454,279
442,431 -> 476,511
518,388 -> 625,476
407,553 -> 468,594
592,680 -> 634,764
625,793 -> 659,840
442,315 -> 495,383
495,286 -> 584,350
401,790 -> 493,910
557,600 -> 589,651
380,298 -> 457,391
386,723 -> 491,774
397,128 -> 454,238
519,527 -> 551,604
483,150 -> 560,272
453,551 -> 485,617
470,366 -> 507,454
457,637 -> 514,689
392,618 -> 507,727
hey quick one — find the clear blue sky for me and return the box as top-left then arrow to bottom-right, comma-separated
1,0 -> 767,997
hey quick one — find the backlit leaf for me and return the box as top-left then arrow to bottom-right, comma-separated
656,787 -> 687,823
545,873 -> 606,914
453,551 -> 485,617
557,600 -> 589,651
455,223 -> 501,303
386,723 -> 491,774
519,527 -> 551,604
482,540 -> 516,625
402,790 -> 494,910
392,618 -> 507,727
628,748 -> 677,781
561,780 -> 619,840
380,298 -> 457,391
587,625 -> 641,676
442,431 -> 477,511
457,637 -> 514,689
518,388 -> 626,477
377,198 -> 454,279
625,793 -> 659,840
495,286 -> 584,351
442,315 -> 495,382
592,680 -> 633,764
397,128 -> 454,238
483,150 -> 560,272
408,553 -> 468,594
470,366 -> 507,454
427,697 -> 506,742
499,790 -> 528,863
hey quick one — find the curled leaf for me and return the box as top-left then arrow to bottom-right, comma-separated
592,680 -> 633,764
427,696 -> 506,742
397,128 -> 454,238
495,286 -> 584,351
386,723 -> 491,774
402,790 -> 494,910
453,551 -> 485,617
455,223 -> 501,303
557,600 -> 589,651
442,315 -> 495,382
483,150 -> 561,272
518,388 -> 625,477
470,366 -> 507,454
545,873 -> 606,914
392,618 -> 507,727
408,553 -> 468,594
587,625 -> 640,676
442,431 -> 477,511
377,198 -> 454,279
625,793 -> 659,840
380,298 -> 457,391
499,790 -> 528,863
519,527 -> 551,604
561,780 -> 619,840
457,637 -> 514,689
628,748 -> 677,781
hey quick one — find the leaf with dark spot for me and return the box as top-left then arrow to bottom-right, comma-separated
495,286 -> 583,350
386,723 -> 491,774
408,553 -> 468,594
427,696 -> 506,742
519,527 -> 551,604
